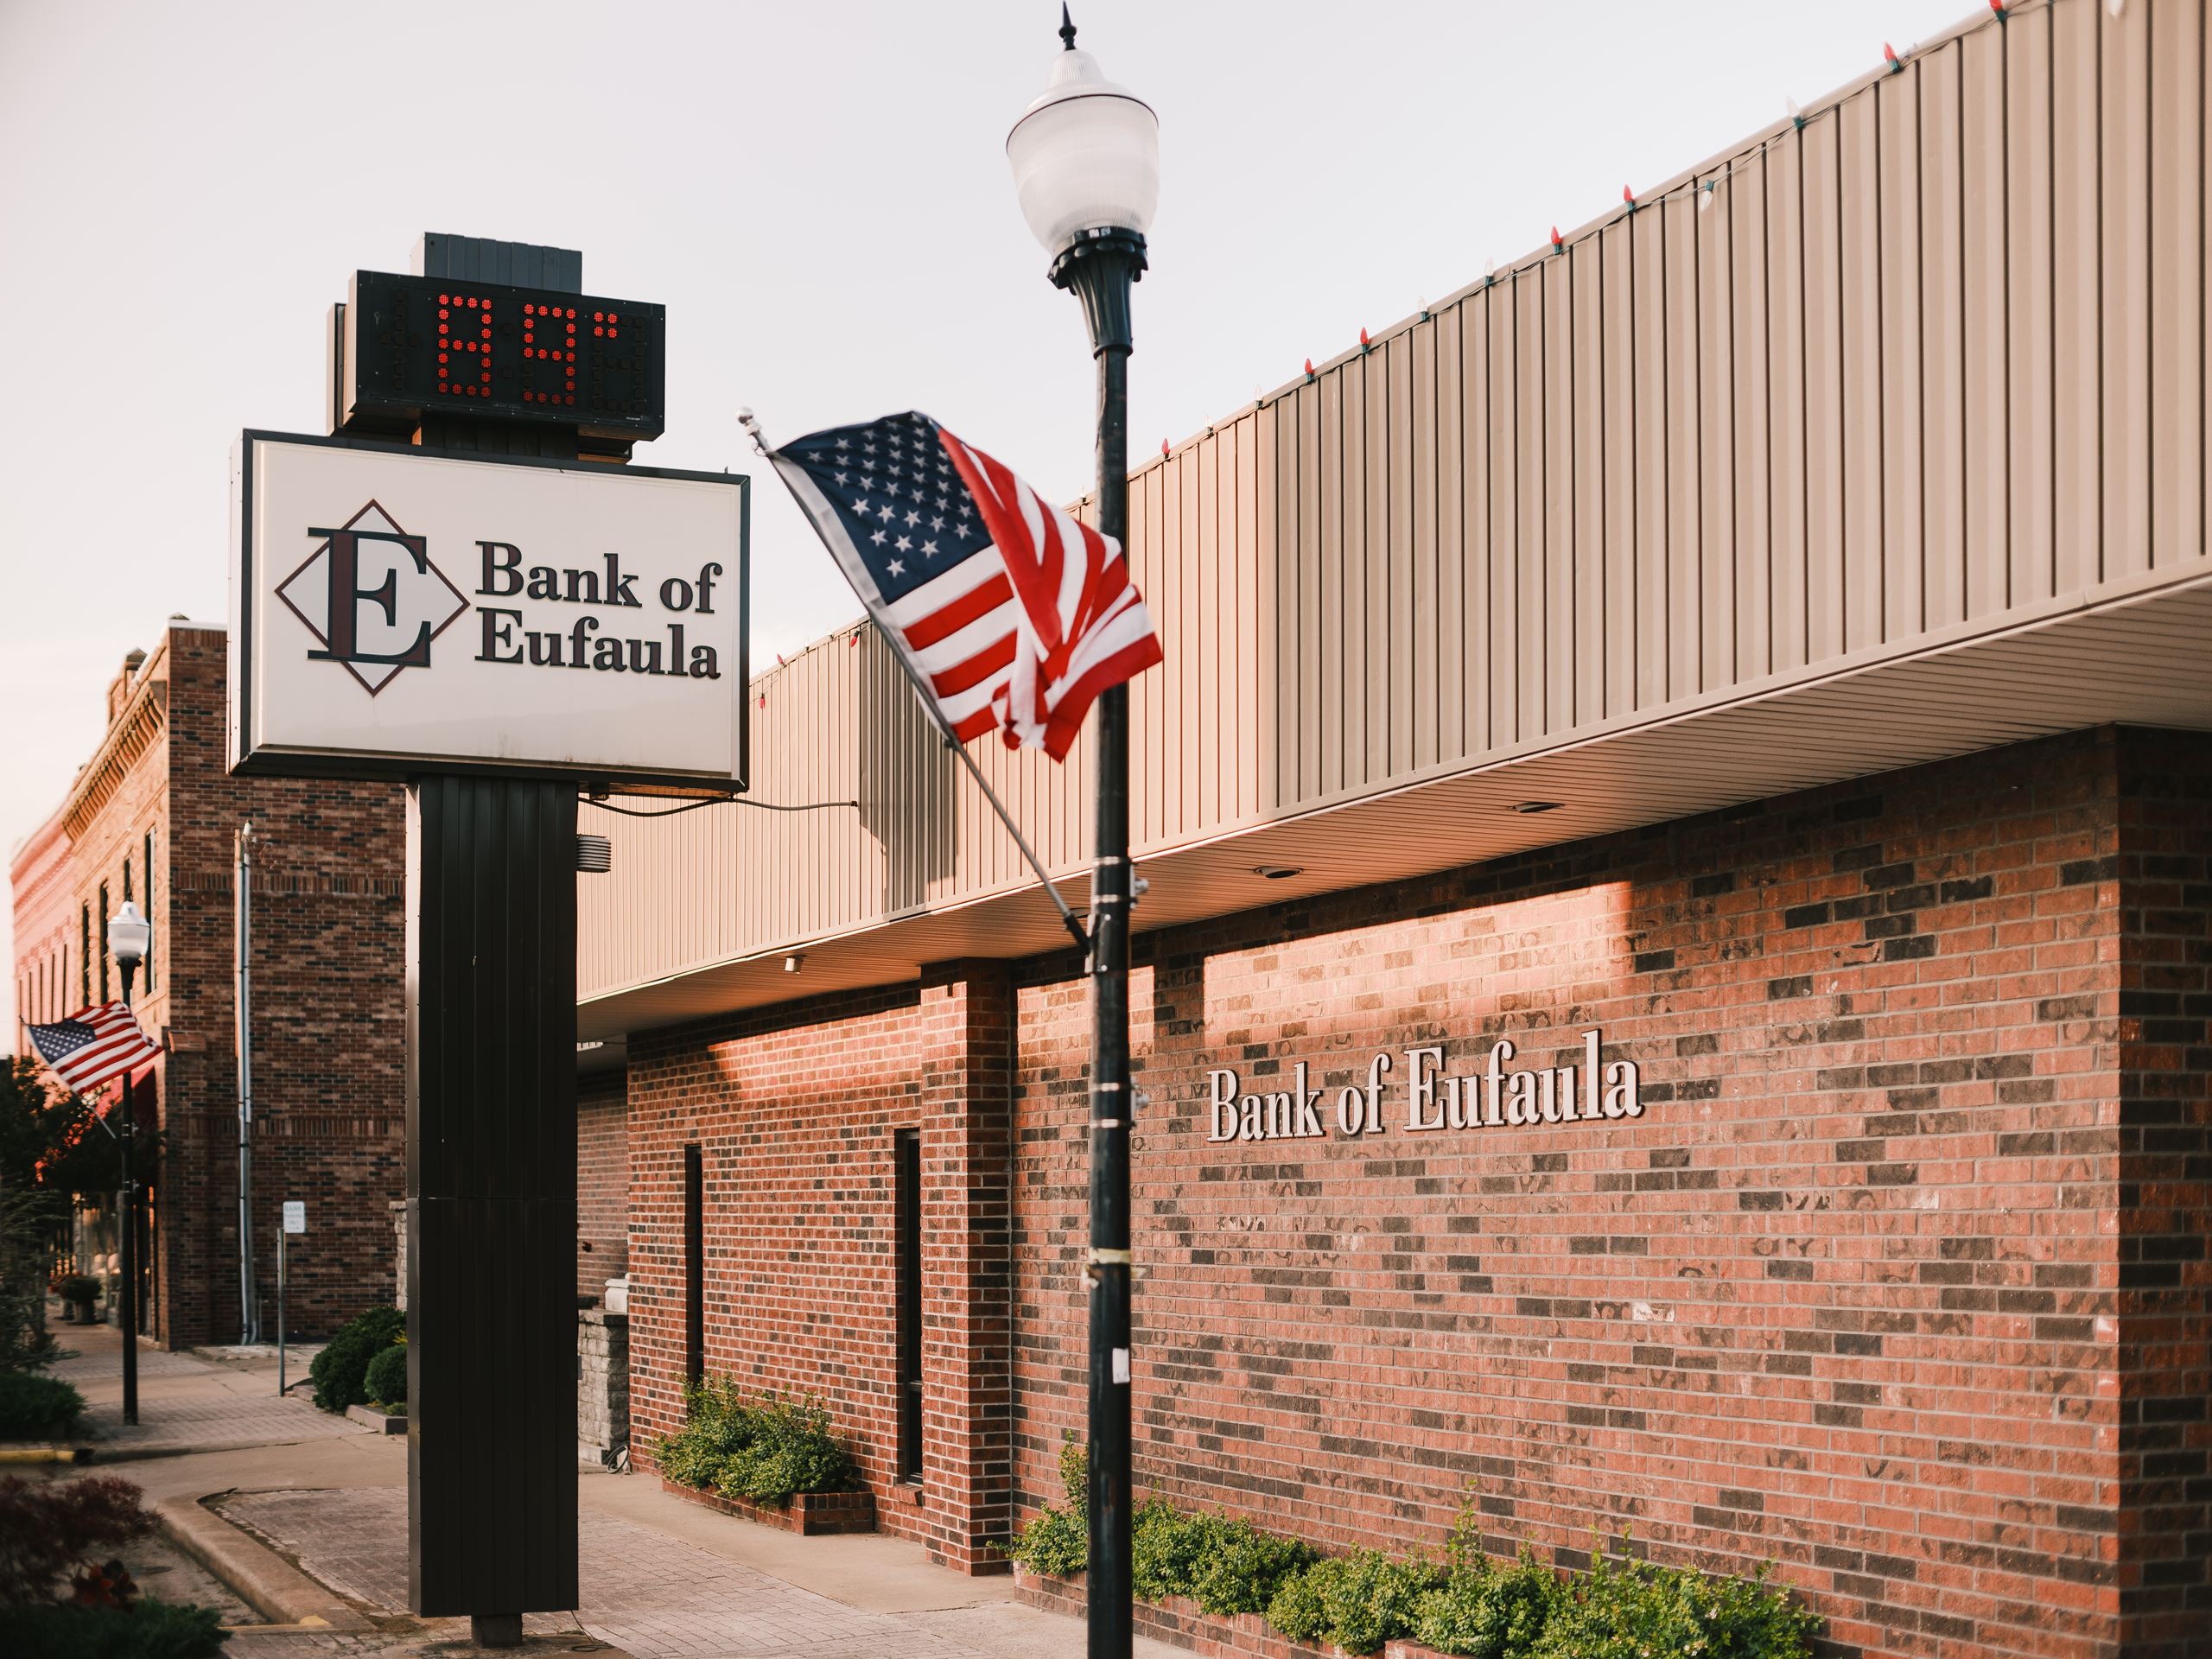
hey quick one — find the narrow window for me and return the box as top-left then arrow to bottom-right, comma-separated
96,889 -> 109,1003
142,833 -> 155,991
79,908 -> 90,1007
683,1143 -> 704,1390
895,1128 -> 923,1484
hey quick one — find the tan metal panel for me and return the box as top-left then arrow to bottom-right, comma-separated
1461,293 -> 1493,753
2008,7 -> 2056,604
1662,194 -> 1701,700
1297,380 -> 1324,804
1543,252 -> 1575,730
1610,219 -> 1645,716
1488,283 -> 1519,746
1767,127 -> 1810,675
1727,160 -> 1772,683
1695,175 -> 1737,691
1801,111 -> 1847,664
1839,89 -> 1885,653
1410,320 -> 1441,772
1961,23 -> 2011,616
1434,305 -> 1466,764
576,0 -> 2209,1016
1571,240 -> 1608,723
1517,267 -> 1548,741
1631,206 -> 1669,705
1922,42 -> 1969,631
2150,0 -> 2205,572
2051,0 -> 2102,592
2101,0 -> 2152,580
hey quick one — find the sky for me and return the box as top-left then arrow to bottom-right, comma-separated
0,0 -> 1974,1026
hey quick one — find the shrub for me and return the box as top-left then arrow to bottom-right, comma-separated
1528,1549 -> 1818,1659
1130,1498 -> 1210,1602
1262,1554 -> 1331,1643
0,1475 -> 155,1605
1187,1514 -> 1315,1618
1316,1549 -> 1444,1654
58,1277 -> 101,1307
1000,1434 -> 1087,1578
712,1395 -> 855,1505
0,1598 -> 228,1658
1409,1545 -> 1565,1658
0,1372 -> 86,1439
652,1378 -> 855,1507
361,1343 -> 406,1409
308,1307 -> 403,1414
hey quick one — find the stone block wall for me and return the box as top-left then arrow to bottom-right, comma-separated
578,1307 -> 629,1465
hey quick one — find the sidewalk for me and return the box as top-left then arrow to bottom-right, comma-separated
35,1327 -> 1179,1659
52,1319 -> 367,1459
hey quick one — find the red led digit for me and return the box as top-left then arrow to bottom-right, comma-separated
607,327 -> 617,338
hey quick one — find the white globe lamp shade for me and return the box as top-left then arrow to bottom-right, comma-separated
110,900 -> 151,966
1007,35 -> 1159,256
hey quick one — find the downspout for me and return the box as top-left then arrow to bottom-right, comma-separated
236,822 -> 257,1344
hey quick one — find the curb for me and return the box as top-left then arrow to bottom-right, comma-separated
345,1404 -> 407,1435
154,1495 -> 372,1630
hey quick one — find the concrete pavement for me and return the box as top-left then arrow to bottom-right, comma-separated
30,1321 -> 1178,1659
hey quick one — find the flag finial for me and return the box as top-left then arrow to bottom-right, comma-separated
735,406 -> 768,456
1059,3 -> 1077,50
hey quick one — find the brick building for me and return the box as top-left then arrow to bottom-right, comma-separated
10,622 -> 406,1347
575,5 -> 2210,1656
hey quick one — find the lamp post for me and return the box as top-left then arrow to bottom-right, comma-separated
109,899 -> 151,1427
1008,13 -> 1158,1656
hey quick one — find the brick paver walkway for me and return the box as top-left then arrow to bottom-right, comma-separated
48,1320 -> 370,1457
228,1489 -> 999,1659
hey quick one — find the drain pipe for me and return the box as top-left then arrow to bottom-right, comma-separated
235,822 -> 258,1344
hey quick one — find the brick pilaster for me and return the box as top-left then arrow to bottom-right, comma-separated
918,959 -> 1016,1573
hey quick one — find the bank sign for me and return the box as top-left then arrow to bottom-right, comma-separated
230,431 -> 748,792
1205,1029 -> 1643,1143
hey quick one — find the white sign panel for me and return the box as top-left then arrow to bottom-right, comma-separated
231,432 -> 747,791
283,1200 -> 307,1235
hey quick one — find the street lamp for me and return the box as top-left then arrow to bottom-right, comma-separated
110,899 -> 150,1427
1008,12 -> 1157,1657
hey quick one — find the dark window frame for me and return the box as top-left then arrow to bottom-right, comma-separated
894,1127 -> 923,1484
683,1142 -> 704,1392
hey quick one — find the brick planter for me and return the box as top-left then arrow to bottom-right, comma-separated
1012,1567 -> 1344,1659
658,1478 -> 875,1535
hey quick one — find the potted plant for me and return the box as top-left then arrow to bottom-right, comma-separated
58,1274 -> 100,1324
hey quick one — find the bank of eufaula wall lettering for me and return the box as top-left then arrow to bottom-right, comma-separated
1204,1030 -> 1643,1144
474,542 -> 724,677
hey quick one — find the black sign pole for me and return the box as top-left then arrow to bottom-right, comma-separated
402,235 -> 582,1646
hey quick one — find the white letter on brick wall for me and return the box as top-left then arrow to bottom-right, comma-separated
1207,1070 -> 1238,1141
1404,1047 -> 1445,1131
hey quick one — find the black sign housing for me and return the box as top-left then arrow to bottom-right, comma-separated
340,270 -> 665,442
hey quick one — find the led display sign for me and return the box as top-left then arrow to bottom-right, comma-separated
340,270 -> 665,442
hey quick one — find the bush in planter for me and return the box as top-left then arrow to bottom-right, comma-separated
1267,1548 -> 1441,1654
0,1372 -> 86,1440
362,1341 -> 406,1410
0,1474 -> 155,1603
308,1307 -> 402,1414
1408,1548 -> 1564,1658
1000,1434 -> 1087,1578
58,1276 -> 101,1315
1526,1548 -> 1817,1659
654,1379 -> 856,1507
1129,1500 -> 1315,1619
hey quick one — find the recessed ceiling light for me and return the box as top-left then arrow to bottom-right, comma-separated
575,1039 -> 605,1053
1510,801 -> 1563,815
1252,864 -> 1304,880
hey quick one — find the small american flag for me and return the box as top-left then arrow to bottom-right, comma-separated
770,411 -> 1162,760
26,1002 -> 159,1098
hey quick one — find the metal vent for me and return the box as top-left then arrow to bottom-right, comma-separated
575,834 -> 613,874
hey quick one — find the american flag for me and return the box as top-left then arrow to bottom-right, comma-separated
770,411 -> 1162,760
26,1001 -> 159,1098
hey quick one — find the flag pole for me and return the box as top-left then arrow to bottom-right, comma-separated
738,410 -> 1090,957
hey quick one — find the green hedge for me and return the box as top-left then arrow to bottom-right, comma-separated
0,1599 -> 228,1659
653,1378 -> 856,1507
1003,1471 -> 1819,1659
308,1307 -> 402,1414
362,1343 -> 406,1409
0,1371 -> 86,1440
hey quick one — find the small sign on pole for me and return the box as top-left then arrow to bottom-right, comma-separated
276,1202 -> 303,1395
283,1201 -> 306,1235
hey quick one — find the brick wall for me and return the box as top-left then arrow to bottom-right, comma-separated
579,1069 -> 630,1300
1003,725 -> 2189,1659
156,626 -> 407,1345
625,968 -> 1015,1573
2112,737 -> 2212,1651
620,727 -> 2208,1656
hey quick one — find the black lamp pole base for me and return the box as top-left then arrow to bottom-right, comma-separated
469,1614 -> 523,1648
